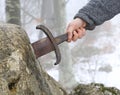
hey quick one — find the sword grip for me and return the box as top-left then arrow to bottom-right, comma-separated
55,33 -> 68,45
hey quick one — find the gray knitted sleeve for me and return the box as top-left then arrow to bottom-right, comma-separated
74,0 -> 120,30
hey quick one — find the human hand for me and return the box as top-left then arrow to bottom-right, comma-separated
66,18 -> 86,42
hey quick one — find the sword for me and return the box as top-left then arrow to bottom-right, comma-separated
31,25 -> 68,65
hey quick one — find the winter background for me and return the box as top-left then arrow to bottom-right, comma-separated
1,0 -> 120,92
66,0 -> 120,89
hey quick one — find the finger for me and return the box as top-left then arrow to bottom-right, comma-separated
66,24 -> 75,42
67,31 -> 73,42
77,28 -> 86,38
80,28 -> 86,37
76,28 -> 82,38
73,31 -> 79,41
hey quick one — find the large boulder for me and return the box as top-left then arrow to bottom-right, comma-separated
0,23 -> 68,95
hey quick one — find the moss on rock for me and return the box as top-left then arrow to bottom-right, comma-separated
70,83 -> 120,95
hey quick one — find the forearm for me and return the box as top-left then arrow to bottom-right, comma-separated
74,0 -> 120,30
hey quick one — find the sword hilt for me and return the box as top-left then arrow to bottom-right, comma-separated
36,25 -> 61,65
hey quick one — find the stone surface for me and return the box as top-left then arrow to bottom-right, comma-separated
70,83 -> 120,95
0,23 -> 68,95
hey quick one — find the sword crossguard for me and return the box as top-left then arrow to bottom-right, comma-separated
36,25 -> 61,65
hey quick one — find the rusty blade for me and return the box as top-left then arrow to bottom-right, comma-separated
31,33 -> 68,58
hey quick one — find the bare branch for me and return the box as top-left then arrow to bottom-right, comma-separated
21,7 -> 37,20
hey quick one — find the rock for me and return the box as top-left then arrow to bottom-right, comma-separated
0,23 -> 68,95
70,83 -> 120,95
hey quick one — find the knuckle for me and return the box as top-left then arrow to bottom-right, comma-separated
69,22 -> 76,28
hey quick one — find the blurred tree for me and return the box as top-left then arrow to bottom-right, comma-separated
21,0 -> 42,26
40,0 -> 77,90
5,0 -> 21,25
20,0 -> 42,42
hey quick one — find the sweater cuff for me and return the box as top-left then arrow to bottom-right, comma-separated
74,13 -> 95,30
